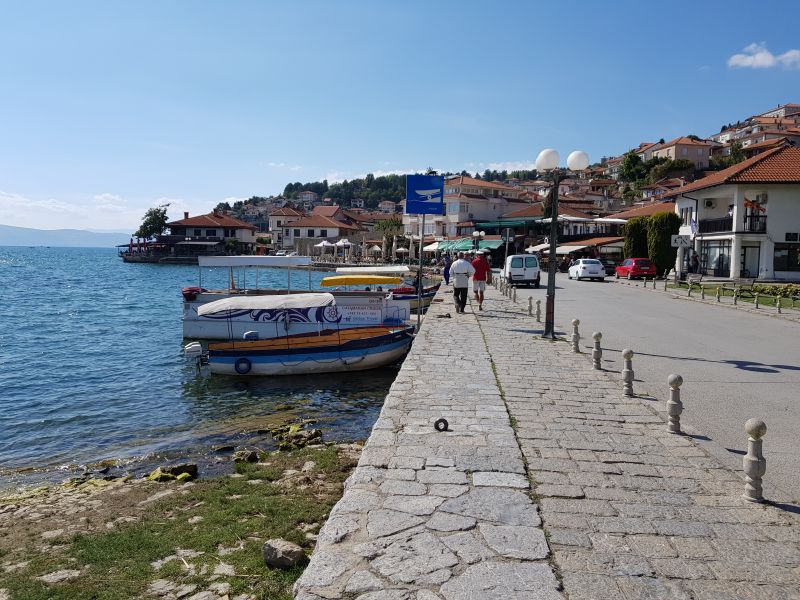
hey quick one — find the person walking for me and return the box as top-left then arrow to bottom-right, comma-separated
691,252 -> 700,274
471,250 -> 491,311
449,252 -> 475,313
442,254 -> 452,285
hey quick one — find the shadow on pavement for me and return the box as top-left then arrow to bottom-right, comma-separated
600,347 -> 800,375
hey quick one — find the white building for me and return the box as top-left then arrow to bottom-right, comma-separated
668,143 -> 800,279
268,207 -> 305,248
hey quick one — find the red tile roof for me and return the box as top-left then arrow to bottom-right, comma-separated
168,211 -> 257,230
312,206 -> 342,217
503,203 -> 544,218
611,202 -> 676,220
658,136 -> 714,148
269,207 -> 304,217
445,175 -> 518,191
287,215 -> 360,230
665,144 -> 800,197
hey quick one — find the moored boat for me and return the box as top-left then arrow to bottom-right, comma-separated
182,256 -> 410,339
331,266 -> 440,311
187,293 -> 415,376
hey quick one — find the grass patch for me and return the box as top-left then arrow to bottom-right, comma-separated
0,444 -> 359,600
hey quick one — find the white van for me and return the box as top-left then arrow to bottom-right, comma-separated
502,254 -> 541,288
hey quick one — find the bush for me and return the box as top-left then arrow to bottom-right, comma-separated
752,283 -> 800,298
646,212 -> 681,275
623,217 -> 648,259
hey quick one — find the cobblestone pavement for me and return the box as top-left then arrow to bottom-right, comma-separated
480,284 -> 800,600
295,285 -> 800,599
294,291 -> 562,600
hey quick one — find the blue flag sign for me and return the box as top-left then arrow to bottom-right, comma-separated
405,175 -> 444,215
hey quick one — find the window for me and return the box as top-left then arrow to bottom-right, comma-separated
773,244 -> 800,272
681,148 -> 688,156
786,233 -> 799,242
206,229 -> 217,237
697,148 -> 704,156
319,229 -> 327,238
193,229 -> 201,236
525,257 -> 538,268
511,257 -> 523,268
293,229 -> 300,237
285,228 -> 290,235
277,220 -> 282,226
306,229 -> 314,238
700,240 -> 731,276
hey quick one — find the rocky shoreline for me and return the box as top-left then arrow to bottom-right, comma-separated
0,425 -> 363,600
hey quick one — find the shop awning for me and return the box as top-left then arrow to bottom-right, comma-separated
526,243 -> 550,252
176,241 -> 223,246
478,239 -> 504,250
556,244 -> 587,254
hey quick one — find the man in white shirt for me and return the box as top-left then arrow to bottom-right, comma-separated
449,252 -> 475,313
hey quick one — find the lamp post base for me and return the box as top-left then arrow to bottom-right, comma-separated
542,293 -> 556,339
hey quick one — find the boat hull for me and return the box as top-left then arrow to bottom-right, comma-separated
207,326 -> 414,376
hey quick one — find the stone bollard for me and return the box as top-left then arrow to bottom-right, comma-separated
776,298 -> 782,314
687,284 -> 692,297
716,287 -> 721,302
571,319 -> 581,353
701,286 -> 705,300
733,290 -> 738,306
592,332 -> 602,369
663,278 -> 668,291
513,287 -> 517,303
666,374 -> 684,434
643,278 -> 648,289
528,296 -> 533,316
621,348 -> 634,396
742,419 -> 767,503
536,300 -> 541,323
754,292 -> 759,309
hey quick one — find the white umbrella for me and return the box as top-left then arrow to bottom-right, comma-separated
335,238 -> 351,247
391,236 -> 397,259
369,245 -> 382,253
314,240 -> 334,247
396,247 -> 409,253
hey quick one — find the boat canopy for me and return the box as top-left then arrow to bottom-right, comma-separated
198,292 -> 335,316
335,266 -> 411,275
198,255 -> 312,268
321,275 -> 402,287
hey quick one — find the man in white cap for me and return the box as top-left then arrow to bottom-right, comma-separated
449,251 -> 475,313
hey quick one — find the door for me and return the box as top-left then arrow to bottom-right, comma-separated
524,256 -> 538,279
742,246 -> 760,278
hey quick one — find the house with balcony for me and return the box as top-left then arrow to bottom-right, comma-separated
164,210 -> 257,255
666,143 -> 800,279
281,214 -> 361,254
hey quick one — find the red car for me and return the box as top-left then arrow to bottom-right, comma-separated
615,258 -> 657,279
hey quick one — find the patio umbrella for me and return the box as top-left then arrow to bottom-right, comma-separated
391,236 -> 397,260
369,245 -> 382,253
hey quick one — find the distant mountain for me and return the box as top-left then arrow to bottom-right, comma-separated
0,224 -> 131,248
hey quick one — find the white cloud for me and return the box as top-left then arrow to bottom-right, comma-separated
0,190 -> 213,231
266,161 -> 303,171
727,42 -> 800,69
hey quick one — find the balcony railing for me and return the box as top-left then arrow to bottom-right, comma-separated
744,215 -> 767,233
698,217 -> 732,233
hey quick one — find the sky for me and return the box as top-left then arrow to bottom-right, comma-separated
0,0 -> 798,232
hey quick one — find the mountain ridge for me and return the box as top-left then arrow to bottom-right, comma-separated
0,224 -> 131,248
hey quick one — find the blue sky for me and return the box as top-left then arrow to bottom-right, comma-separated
0,0 -> 797,231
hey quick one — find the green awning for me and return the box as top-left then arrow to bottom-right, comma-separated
479,240 -> 503,250
438,238 -> 504,252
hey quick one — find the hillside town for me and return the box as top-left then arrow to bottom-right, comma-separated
124,102 -> 800,281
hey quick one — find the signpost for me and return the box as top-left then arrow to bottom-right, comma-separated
671,234 -> 692,248
406,175 -> 444,330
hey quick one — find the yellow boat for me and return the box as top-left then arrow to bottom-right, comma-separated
320,275 -> 402,287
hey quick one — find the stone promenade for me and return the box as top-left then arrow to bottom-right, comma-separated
294,285 -> 800,599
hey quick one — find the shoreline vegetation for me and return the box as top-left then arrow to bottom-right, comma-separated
0,441 -> 363,600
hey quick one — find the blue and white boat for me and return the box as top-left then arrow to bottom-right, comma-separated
188,293 -> 414,376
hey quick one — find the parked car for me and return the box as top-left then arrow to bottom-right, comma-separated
568,258 -> 606,281
615,258 -> 657,279
274,250 -> 287,256
600,258 -> 617,276
502,254 -> 540,288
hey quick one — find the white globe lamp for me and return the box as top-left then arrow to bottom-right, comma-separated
567,150 -> 590,172
535,148 -> 560,171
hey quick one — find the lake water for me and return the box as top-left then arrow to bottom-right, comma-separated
0,247 -> 395,487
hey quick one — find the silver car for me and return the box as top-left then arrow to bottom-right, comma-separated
568,258 -> 606,281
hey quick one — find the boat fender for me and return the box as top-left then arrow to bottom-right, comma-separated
234,357 -> 252,374
434,418 -> 449,432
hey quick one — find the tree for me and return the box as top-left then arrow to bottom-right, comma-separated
618,151 -> 646,183
215,201 -> 231,212
134,203 -> 170,238
374,216 -> 403,237
622,216 -> 648,259
646,212 -> 682,275
648,159 -> 695,183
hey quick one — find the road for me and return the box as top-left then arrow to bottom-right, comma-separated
508,272 -> 800,503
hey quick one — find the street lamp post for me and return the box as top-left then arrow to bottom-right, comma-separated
536,149 -> 590,339
472,229 -> 485,251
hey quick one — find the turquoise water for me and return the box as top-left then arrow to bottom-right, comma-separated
0,247 -> 395,486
